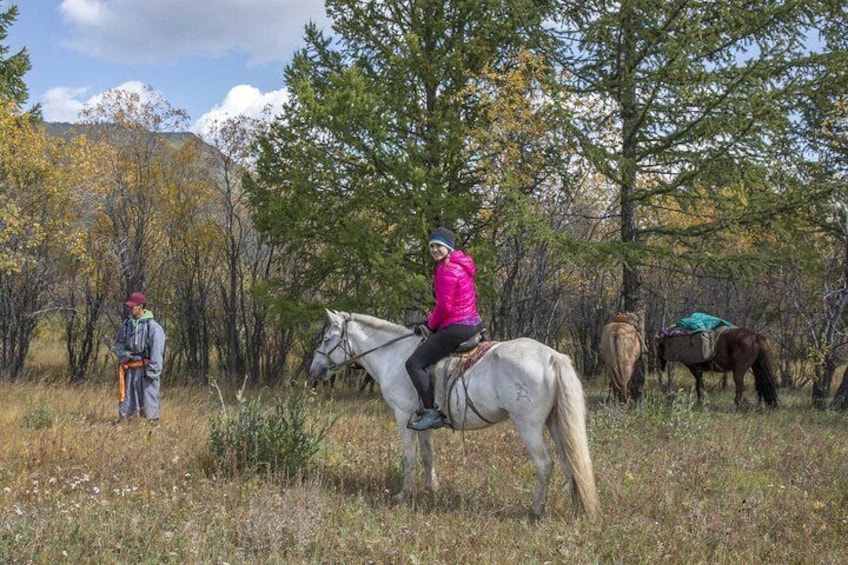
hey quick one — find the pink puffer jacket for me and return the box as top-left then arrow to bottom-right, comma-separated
428,250 -> 481,330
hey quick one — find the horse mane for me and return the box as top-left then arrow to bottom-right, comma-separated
349,312 -> 407,333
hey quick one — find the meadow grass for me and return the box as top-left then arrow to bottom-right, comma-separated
1,373 -> 847,564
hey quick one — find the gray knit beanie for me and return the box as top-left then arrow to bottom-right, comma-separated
428,227 -> 455,251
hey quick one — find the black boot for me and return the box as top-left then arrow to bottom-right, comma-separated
407,408 -> 444,431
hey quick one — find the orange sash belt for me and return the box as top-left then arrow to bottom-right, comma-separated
118,359 -> 149,401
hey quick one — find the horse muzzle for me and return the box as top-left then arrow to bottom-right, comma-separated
308,355 -> 335,384
308,357 -> 324,382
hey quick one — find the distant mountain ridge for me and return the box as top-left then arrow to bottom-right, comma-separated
43,122 -> 203,146
41,122 -> 231,169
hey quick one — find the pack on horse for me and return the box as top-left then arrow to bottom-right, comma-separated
657,327 -> 779,408
599,312 -> 644,404
309,310 -> 600,520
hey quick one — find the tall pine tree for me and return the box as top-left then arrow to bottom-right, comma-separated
547,0 -> 833,313
248,0 -> 551,321
0,1 -> 37,115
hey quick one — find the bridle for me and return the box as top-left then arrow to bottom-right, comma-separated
317,314 -> 418,374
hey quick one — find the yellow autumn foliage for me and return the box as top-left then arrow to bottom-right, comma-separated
0,100 -> 99,276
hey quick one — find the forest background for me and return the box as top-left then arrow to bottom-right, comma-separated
2,0 -> 848,408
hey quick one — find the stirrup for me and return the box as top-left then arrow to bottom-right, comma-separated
406,408 -> 444,431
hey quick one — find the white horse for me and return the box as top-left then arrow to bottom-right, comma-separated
308,310 -> 599,520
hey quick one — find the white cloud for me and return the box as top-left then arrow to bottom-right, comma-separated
42,80 -> 289,137
59,0 -> 328,65
41,86 -> 89,122
60,0 -> 105,26
193,84 -> 289,139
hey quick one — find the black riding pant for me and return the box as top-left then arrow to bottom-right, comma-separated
406,323 -> 483,409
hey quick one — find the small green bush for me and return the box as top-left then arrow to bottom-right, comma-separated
22,404 -> 55,430
637,388 -> 703,437
207,386 -> 334,479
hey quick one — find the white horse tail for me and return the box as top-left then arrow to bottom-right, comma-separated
554,353 -> 600,521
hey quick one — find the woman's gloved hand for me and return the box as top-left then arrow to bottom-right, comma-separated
414,324 -> 432,337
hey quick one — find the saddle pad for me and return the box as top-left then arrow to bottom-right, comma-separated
459,341 -> 496,372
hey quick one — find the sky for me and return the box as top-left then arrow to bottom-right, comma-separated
6,0 -> 331,138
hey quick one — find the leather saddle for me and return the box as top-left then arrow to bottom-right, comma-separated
453,329 -> 487,354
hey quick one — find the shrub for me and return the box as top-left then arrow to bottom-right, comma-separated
207,385 -> 334,479
22,404 -> 55,430
636,388 -> 703,437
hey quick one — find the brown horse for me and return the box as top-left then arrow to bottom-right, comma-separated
657,327 -> 779,408
599,314 -> 644,404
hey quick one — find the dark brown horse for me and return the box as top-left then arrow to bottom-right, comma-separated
657,328 -> 779,408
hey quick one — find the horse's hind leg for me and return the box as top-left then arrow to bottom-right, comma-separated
546,418 -> 576,509
616,380 -> 631,404
733,370 -> 746,408
515,422 -> 553,517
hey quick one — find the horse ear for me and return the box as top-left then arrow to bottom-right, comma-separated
327,309 -> 347,325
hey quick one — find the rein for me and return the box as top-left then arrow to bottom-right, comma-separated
320,317 -> 418,373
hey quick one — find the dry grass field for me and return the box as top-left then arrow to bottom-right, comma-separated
1,371 -> 847,564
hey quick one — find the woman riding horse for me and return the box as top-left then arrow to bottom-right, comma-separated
405,227 -> 484,431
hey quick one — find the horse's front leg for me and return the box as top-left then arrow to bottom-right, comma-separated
691,367 -> 706,404
392,419 -> 418,503
416,430 -> 439,493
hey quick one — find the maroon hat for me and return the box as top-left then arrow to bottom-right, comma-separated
125,292 -> 147,308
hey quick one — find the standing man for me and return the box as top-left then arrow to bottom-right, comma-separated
114,292 -> 165,421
